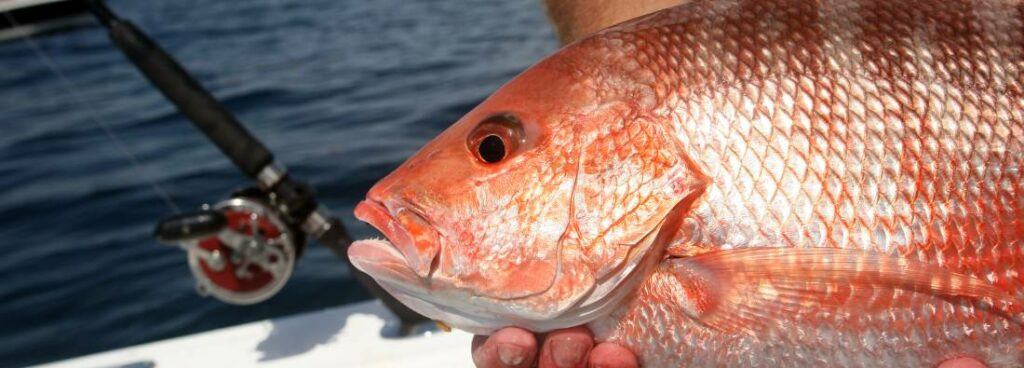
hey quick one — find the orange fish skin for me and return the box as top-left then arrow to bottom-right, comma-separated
349,0 -> 1024,366
585,0 -> 1024,366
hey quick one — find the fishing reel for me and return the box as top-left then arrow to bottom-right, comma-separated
155,189 -> 302,305
84,0 -> 425,323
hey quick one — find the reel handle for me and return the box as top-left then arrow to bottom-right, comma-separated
154,210 -> 228,243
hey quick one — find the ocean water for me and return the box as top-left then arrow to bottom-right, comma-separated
0,0 -> 557,366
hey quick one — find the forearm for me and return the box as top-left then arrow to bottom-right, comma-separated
542,0 -> 686,44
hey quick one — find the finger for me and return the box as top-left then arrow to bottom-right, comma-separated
588,342 -> 639,368
538,326 -> 594,368
471,327 -> 538,368
936,357 -> 987,368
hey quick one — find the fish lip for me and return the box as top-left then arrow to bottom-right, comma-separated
348,238 -> 418,285
353,199 -> 439,278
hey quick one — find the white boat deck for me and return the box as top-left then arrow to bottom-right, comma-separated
36,300 -> 474,368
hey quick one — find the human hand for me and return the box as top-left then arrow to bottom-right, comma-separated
471,326 -> 638,368
471,326 -> 990,368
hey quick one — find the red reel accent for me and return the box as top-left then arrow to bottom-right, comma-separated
197,209 -> 281,293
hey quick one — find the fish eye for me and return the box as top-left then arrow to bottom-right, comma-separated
468,113 -> 524,165
477,135 -> 505,163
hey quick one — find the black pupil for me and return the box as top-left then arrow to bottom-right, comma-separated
478,135 -> 506,163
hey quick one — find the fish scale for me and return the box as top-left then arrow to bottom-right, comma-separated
350,0 -> 1024,366
585,0 -> 1024,365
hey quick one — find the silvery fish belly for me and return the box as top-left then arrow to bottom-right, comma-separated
348,0 -> 1024,367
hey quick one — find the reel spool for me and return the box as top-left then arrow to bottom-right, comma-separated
155,196 -> 297,304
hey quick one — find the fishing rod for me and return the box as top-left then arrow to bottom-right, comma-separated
78,0 -> 425,330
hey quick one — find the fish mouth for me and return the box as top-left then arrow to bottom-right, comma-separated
351,199 -> 440,280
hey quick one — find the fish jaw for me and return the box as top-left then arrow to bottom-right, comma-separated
348,239 -> 488,333
353,200 -> 439,278
349,197 -> 634,334
349,199 -> 572,334
348,237 -> 593,335
347,239 -> 486,332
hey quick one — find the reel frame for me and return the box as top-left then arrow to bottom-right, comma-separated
186,197 -> 297,305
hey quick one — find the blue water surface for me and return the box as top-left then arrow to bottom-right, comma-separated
0,0 -> 557,365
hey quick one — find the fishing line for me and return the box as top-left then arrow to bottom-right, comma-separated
4,11 -> 181,213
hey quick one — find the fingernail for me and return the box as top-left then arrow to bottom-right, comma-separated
551,339 -> 587,367
497,343 -> 528,366
937,357 -> 987,368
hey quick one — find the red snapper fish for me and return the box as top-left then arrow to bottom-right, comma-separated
349,0 -> 1024,366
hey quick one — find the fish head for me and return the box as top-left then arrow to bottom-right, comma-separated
349,37 -> 705,334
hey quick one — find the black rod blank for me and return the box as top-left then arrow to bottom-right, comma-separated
84,0 -> 273,178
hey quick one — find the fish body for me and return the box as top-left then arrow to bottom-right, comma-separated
349,0 -> 1024,366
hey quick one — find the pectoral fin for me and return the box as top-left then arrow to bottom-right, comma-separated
663,247 -> 1021,334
